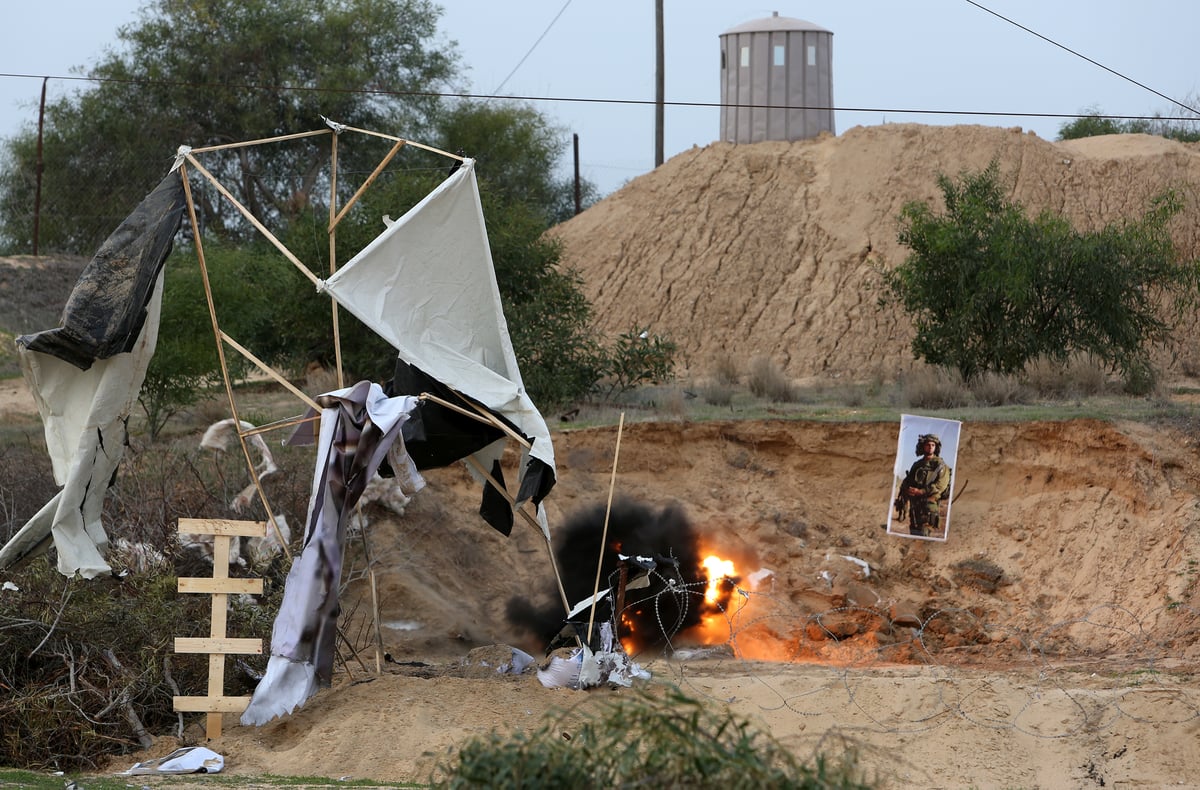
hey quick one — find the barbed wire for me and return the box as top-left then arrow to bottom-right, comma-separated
589,575 -> 1200,742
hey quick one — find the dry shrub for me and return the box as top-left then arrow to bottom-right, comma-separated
1022,353 -> 1110,398
900,366 -> 970,409
701,383 -> 736,407
747,355 -> 798,403
304,364 -> 341,394
662,386 -> 689,417
711,351 -> 741,385
0,425 -> 311,772
0,558 -> 271,772
969,371 -> 1029,406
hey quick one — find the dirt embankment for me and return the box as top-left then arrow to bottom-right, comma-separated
551,125 -> 1200,382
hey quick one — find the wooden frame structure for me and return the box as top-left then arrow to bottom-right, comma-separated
175,122 -> 572,632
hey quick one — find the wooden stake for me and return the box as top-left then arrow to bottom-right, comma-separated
463,454 -> 572,618
418,392 -> 533,451
184,153 -> 320,287
585,413 -> 625,646
370,568 -> 383,674
329,139 -> 406,231
337,125 -> 462,161
329,131 -> 344,390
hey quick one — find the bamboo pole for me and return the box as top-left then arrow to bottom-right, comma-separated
462,454 -> 571,617
187,128 -> 331,154
237,412 -> 320,439
418,392 -> 533,451
585,413 -> 625,646
180,166 -> 291,560
329,131 -> 344,389
329,139 -> 406,231
219,331 -> 321,412
184,153 -> 320,287
337,125 -> 463,161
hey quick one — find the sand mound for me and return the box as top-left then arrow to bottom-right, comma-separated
551,124 -> 1200,381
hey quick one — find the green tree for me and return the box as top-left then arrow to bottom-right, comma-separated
0,0 -> 457,254
1058,105 -> 1127,140
1059,101 -> 1200,143
141,243 -> 303,438
884,162 -> 1200,382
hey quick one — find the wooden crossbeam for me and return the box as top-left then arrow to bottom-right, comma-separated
173,518 -> 267,740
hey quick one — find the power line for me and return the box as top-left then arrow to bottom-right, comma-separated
489,0 -> 573,96
963,0 -> 1200,116
1,71 -> 1194,126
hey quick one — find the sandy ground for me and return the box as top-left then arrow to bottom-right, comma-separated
98,416 -> 1200,789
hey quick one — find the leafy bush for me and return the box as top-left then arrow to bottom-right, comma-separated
885,162 -> 1200,381
598,328 -> 678,400
1059,102 -> 1200,143
434,688 -> 871,789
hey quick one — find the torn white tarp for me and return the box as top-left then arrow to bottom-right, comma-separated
536,622 -> 650,690
199,418 -> 280,511
0,171 -> 185,578
0,276 -> 164,578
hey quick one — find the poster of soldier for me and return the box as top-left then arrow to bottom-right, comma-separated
887,414 -> 962,542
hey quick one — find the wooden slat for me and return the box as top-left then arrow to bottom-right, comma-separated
178,577 -> 264,595
175,637 -> 263,655
178,518 -> 267,537
173,695 -> 253,713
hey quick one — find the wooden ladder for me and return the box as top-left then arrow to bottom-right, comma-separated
172,517 -> 266,740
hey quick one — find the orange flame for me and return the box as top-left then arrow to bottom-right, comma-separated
703,555 -> 736,605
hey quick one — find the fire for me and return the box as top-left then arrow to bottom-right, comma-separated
690,551 -> 746,647
702,555 -> 736,605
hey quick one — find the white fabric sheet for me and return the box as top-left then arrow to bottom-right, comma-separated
318,159 -> 554,478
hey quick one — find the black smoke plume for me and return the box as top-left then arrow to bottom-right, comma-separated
506,498 -> 708,654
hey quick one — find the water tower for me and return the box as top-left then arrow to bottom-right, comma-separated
719,12 -> 834,143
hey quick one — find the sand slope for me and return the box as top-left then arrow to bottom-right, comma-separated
551,125 -> 1200,381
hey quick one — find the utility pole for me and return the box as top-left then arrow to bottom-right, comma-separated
654,0 -> 664,167
33,78 -> 47,256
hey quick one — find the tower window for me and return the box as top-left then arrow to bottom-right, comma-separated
773,44 -> 785,66
740,45 -> 750,67
807,44 -> 816,66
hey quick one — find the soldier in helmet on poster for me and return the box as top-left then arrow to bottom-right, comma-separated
896,433 -> 951,537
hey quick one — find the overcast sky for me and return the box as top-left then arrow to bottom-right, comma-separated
3,1 -> 1197,196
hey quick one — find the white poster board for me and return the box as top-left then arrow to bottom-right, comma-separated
886,414 -> 962,542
